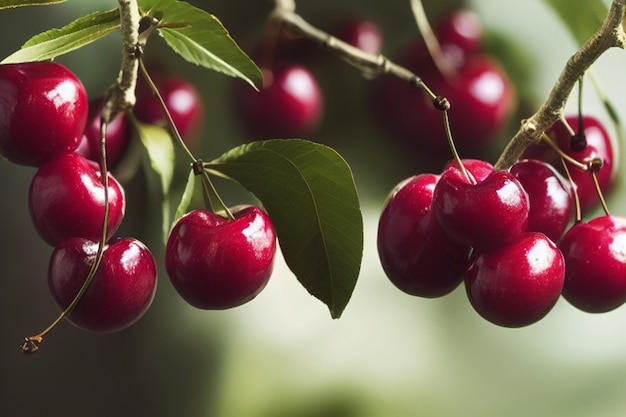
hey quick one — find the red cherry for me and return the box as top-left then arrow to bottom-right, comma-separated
134,74 -> 204,145
465,232 -> 565,327
374,55 -> 514,151
510,159 -> 573,242
48,237 -> 157,333
233,63 -> 323,140
165,206 -> 277,310
29,153 -> 126,246
560,215 -> 626,313
335,18 -> 383,55
543,115 -> 615,211
0,61 -> 88,166
433,168 -> 529,249
76,96 -> 132,168
434,9 -> 483,66
440,158 -> 494,183
377,173 -> 471,297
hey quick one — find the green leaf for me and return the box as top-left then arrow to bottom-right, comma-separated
1,9 -> 120,63
131,117 -> 176,242
205,139 -> 363,319
138,0 -> 263,89
0,0 -> 64,8
542,0 -> 607,45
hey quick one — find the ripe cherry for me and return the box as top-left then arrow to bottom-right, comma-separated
165,206 -> 277,310
233,63 -> 323,140
510,159 -> 573,242
433,8 -> 483,67
134,73 -> 204,146
48,237 -> 157,333
377,173 -> 471,297
432,167 -> 529,249
0,61 -> 88,166
374,55 -> 514,151
543,115 -> 615,211
76,96 -> 133,168
29,153 -> 126,246
465,232 -> 565,327
559,215 -> 626,313
335,18 -> 383,55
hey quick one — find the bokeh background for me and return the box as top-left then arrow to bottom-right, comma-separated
2,0 -> 626,416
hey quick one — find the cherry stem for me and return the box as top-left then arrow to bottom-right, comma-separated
493,0 -> 626,170
540,133 -> 588,171
589,158 -> 611,215
560,158 -> 583,223
410,0 -> 456,78
21,122 -> 112,355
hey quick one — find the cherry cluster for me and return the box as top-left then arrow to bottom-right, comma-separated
0,60 -> 279,345
377,110 -> 622,328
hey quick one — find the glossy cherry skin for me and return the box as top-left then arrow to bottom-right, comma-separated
0,61 -> 88,166
29,153 -> 126,246
165,206 -> 277,310
48,237 -> 157,333
234,63 -> 323,140
546,115 -> 615,211
377,173 -> 471,297
134,74 -> 204,145
440,158 -> 494,183
560,215 -> 626,313
433,169 -> 529,249
76,96 -> 133,168
434,9 -> 483,65
510,159 -> 573,242
465,232 -> 565,327
335,18 -> 383,55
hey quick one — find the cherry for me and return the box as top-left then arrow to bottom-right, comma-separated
48,237 -> 157,333
335,18 -> 383,55
433,8 -> 483,67
510,159 -> 573,242
76,96 -> 133,168
0,61 -> 88,166
165,206 -> 277,310
559,215 -> 626,313
134,73 -> 204,146
377,173 -> 471,297
29,153 -> 126,246
465,232 -> 565,327
374,54 -> 514,151
541,115 -> 615,211
233,63 -> 323,140
432,167 -> 529,249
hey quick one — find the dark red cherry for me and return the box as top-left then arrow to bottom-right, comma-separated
335,18 -> 383,55
434,9 -> 483,65
233,63 -> 323,140
433,168 -> 529,249
134,74 -> 204,146
465,232 -> 565,327
165,206 -> 277,310
76,96 -> 132,168
0,61 -> 88,166
377,173 -> 471,297
510,159 -> 573,242
48,237 -> 157,333
560,215 -> 626,313
29,153 -> 126,246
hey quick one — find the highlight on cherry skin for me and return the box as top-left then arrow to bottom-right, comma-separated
165,205 -> 277,310
48,237 -> 157,333
28,152 -> 126,247
0,61 -> 88,167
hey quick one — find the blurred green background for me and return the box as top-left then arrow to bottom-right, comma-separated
2,1 -> 626,416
